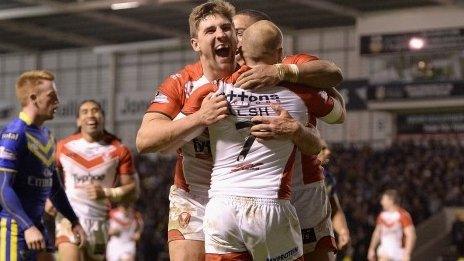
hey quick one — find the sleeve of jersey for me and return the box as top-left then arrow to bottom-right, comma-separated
400,211 -> 413,228
282,53 -> 319,65
308,90 -> 343,124
49,168 -> 79,225
0,173 -> 34,230
145,75 -> 185,119
117,146 -> 134,175
0,129 -> 25,173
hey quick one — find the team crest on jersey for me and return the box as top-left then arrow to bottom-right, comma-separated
1,132 -> 19,141
151,91 -> 169,104
178,212 -> 191,229
0,146 -> 16,161
43,168 -> 53,177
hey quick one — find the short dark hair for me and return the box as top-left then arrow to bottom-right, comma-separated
236,9 -> 271,22
383,189 -> 401,205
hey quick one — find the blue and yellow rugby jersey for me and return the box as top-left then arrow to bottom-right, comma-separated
0,112 -> 55,229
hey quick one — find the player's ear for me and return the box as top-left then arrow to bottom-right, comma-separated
191,37 -> 201,52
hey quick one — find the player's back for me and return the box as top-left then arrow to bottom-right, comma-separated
0,114 -> 55,224
208,81 -> 311,199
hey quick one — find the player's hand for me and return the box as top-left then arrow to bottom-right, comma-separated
195,92 -> 228,126
235,64 -> 280,90
44,199 -> 57,217
24,226 -> 46,251
131,232 -> 141,241
71,223 -> 87,248
84,184 -> 106,200
250,103 -> 299,140
367,248 -> 376,261
337,230 -> 350,251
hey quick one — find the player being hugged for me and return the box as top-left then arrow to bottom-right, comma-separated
53,100 -> 136,261
106,203 -> 143,261
0,70 -> 85,261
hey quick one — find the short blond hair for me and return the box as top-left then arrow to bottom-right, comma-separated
188,0 -> 235,37
16,70 -> 55,107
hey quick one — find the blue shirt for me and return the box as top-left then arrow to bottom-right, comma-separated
0,112 -> 55,227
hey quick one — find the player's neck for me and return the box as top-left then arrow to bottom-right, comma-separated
201,58 -> 234,82
81,131 -> 103,143
21,107 -> 44,126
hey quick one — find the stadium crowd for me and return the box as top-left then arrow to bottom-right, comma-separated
133,139 -> 464,260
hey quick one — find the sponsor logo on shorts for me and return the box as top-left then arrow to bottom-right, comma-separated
178,212 -> 191,229
1,132 -> 19,141
0,146 -> 16,161
151,91 -> 169,104
266,247 -> 299,261
302,227 -> 317,244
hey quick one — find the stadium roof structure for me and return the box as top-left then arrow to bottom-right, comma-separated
0,0 -> 453,53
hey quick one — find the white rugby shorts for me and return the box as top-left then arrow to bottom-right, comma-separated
56,214 -> 108,260
204,195 -> 303,260
167,185 -> 209,242
291,180 -> 336,254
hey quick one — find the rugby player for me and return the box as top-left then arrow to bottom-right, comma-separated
233,9 -> 346,261
0,70 -> 85,261
136,1 -> 343,260
368,189 -> 416,261
106,203 -> 143,261
318,141 -> 350,251
54,100 -> 136,261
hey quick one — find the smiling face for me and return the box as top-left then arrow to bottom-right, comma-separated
190,14 -> 237,79
77,101 -> 104,138
34,80 -> 59,121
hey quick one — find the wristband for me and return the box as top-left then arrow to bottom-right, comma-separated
286,64 -> 299,83
103,187 -> 124,201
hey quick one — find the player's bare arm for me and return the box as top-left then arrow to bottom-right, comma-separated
403,225 -> 416,261
368,225 -> 381,261
85,172 -> 136,203
330,194 -> 350,250
136,93 -> 228,153
236,60 -> 342,90
250,103 -> 322,155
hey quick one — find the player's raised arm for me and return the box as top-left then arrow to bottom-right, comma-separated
236,57 -> 342,90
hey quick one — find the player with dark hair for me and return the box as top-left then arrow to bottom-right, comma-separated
0,70 -> 85,261
53,100 -> 136,261
368,189 -> 416,261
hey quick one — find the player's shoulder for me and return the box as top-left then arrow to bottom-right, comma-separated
58,133 -> 82,146
169,61 -> 203,83
1,117 -> 27,142
283,53 -> 319,64
109,138 -> 131,156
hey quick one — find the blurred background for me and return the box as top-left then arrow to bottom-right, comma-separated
0,0 -> 463,260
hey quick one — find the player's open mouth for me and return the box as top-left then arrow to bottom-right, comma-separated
215,45 -> 231,58
86,120 -> 98,127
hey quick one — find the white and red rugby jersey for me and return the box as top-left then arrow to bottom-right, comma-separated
56,133 -> 134,219
183,65 -> 336,199
377,208 -> 414,250
146,61 -> 213,195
